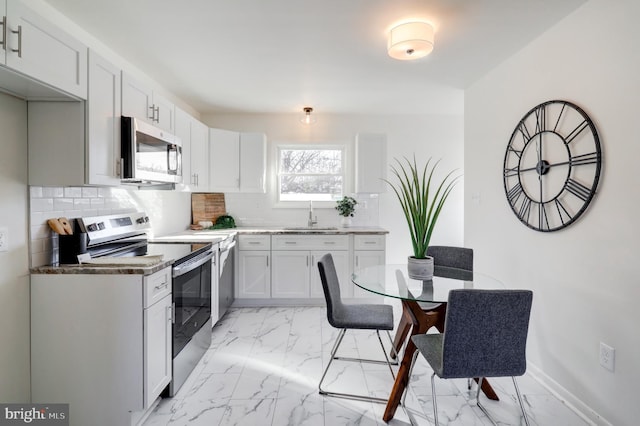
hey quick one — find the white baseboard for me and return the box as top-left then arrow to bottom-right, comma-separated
527,362 -> 612,426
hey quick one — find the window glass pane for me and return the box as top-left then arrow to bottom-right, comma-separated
277,146 -> 345,202
279,149 -> 342,174
279,175 -> 343,201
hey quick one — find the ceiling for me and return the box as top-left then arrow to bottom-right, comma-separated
45,0 -> 586,115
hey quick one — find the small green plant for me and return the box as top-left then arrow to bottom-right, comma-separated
384,156 -> 460,259
335,196 -> 358,217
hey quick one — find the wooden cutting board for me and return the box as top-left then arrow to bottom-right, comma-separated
191,193 -> 226,226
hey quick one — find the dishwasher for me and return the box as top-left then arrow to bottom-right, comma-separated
217,233 -> 236,319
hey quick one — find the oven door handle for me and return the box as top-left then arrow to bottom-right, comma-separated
172,250 -> 214,278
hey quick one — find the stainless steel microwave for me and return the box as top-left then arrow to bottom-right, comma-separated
121,116 -> 182,185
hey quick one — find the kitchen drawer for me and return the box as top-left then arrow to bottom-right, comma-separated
143,267 -> 172,307
238,234 -> 271,250
272,235 -> 349,251
354,234 -> 385,250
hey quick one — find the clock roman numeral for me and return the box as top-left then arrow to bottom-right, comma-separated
507,183 -> 524,204
518,197 -> 532,222
553,103 -> 567,132
535,105 -> 546,133
507,146 -> 523,159
554,199 -> 573,226
565,178 -> 591,201
517,122 -> 531,144
539,202 -> 549,230
503,166 -> 519,178
565,119 -> 589,144
570,151 -> 599,166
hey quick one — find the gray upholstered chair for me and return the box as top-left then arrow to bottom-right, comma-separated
317,253 -> 397,403
408,289 -> 533,426
392,246 -> 474,355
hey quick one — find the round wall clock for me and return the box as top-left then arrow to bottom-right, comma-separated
503,100 -> 602,232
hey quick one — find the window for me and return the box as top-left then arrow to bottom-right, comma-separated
277,146 -> 344,201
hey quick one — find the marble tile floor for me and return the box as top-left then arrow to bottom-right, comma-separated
144,306 -> 590,426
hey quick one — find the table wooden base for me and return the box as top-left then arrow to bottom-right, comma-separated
383,300 -> 499,422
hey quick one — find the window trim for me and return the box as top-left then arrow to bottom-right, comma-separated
272,143 -> 349,208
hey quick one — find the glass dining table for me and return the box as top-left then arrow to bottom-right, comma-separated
352,264 -> 505,422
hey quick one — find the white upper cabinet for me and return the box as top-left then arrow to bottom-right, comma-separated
209,128 -> 240,192
86,50 -> 121,186
355,133 -> 387,193
190,118 -> 209,191
240,133 -> 267,193
1,0 -> 88,99
152,91 -> 175,133
121,72 -> 153,122
175,107 -> 209,191
209,128 -> 266,193
122,71 -> 175,133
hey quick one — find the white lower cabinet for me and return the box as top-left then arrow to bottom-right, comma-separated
272,250 -> 311,298
238,250 -> 271,298
353,234 -> 386,298
235,233 -> 385,304
271,235 -> 350,299
237,235 -> 271,299
143,292 -> 172,408
31,267 -> 172,426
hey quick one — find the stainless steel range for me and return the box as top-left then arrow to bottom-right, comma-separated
69,212 -> 214,396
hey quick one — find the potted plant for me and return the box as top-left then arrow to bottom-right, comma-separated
335,196 -> 358,227
384,156 -> 460,279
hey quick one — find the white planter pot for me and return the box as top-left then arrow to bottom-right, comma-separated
340,216 -> 352,227
407,256 -> 434,280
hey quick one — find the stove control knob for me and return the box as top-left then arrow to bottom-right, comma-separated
136,217 -> 145,224
87,223 -> 97,232
144,216 -> 149,223
97,222 -> 105,230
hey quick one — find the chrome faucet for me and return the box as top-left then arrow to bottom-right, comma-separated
307,201 -> 318,228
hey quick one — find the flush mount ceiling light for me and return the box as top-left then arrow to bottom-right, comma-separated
300,107 -> 317,125
388,21 -> 434,60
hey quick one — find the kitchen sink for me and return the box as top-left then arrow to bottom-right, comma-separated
284,227 -> 339,231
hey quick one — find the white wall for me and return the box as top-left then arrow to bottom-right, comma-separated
0,93 -> 30,401
464,0 -> 639,424
202,112 -> 465,263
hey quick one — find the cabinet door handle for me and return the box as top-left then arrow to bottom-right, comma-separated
10,25 -> 21,57
149,104 -> 155,121
266,257 -> 269,267
356,256 -> 359,267
170,302 -> 176,324
364,241 -> 376,245
0,16 -> 6,51
324,241 -> 336,245
154,106 -> 160,123
154,281 -> 169,291
284,241 -> 297,245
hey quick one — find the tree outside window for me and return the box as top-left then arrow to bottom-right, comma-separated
278,147 -> 344,201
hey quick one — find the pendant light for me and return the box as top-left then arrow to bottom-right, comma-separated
300,107 -> 317,125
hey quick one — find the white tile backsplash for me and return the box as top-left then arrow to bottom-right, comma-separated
29,186 -> 138,267
29,185 -> 193,267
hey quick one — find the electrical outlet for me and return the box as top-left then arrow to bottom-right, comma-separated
0,227 -> 7,252
599,342 -> 615,372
